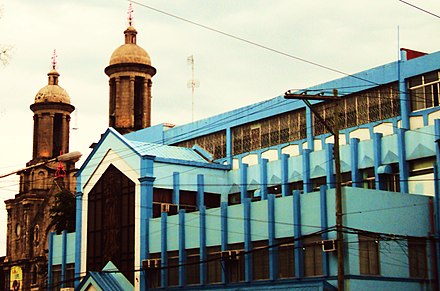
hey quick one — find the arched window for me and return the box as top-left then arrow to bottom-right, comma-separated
33,225 -> 40,246
31,265 -> 38,285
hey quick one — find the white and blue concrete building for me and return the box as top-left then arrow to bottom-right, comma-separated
48,49 -> 440,290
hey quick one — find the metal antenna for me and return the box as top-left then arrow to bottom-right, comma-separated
51,49 -> 57,70
127,1 -> 134,26
187,55 -> 200,122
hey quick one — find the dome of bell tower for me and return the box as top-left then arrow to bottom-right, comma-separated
34,69 -> 71,104
109,26 -> 152,66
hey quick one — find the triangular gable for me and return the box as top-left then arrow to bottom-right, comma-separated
77,261 -> 133,291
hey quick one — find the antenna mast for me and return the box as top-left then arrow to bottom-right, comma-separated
187,55 -> 200,122
51,49 -> 57,70
127,1 -> 134,26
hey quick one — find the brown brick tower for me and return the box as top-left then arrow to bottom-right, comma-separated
2,59 -> 76,290
105,24 -> 156,134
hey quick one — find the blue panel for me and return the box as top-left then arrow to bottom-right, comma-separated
399,54 -> 410,130
226,127 -> 233,165
220,202 -> 228,284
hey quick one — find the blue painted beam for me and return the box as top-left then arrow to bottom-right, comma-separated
240,162 -> 249,202
397,128 -> 409,193
325,143 -> 335,189
350,138 -> 361,187
320,185 -> 329,276
306,107 -> 314,152
373,133 -> 383,190
197,174 -> 205,209
200,206 -> 207,285
260,158 -> 268,200
281,154 -> 290,197
268,194 -> 277,281
61,230 -> 67,288
173,172 -> 180,205
48,232 -> 54,291
226,127 -> 233,165
74,189 -> 83,289
220,202 -> 228,284
399,52 -> 410,130
161,212 -> 168,288
243,198 -> 252,282
179,209 -> 186,287
303,149 -> 312,193
293,190 -> 303,278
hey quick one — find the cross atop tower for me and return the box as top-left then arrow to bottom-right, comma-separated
51,49 -> 57,70
127,1 -> 134,26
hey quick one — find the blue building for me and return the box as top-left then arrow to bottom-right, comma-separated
48,22 -> 440,290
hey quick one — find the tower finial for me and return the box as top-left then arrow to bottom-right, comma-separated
51,49 -> 57,70
127,1 -> 134,26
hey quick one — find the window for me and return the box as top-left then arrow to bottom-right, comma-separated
207,246 -> 222,284
225,243 -> 245,283
174,130 -> 227,160
186,248 -> 200,285
253,240 -> 269,280
278,238 -> 295,278
303,235 -> 323,277
87,165 -> 135,284
51,265 -> 61,291
362,168 -> 376,190
146,253 -> 161,289
168,251 -> 179,286
31,265 -> 38,285
408,238 -> 428,278
358,234 -> 380,275
409,71 -> 440,111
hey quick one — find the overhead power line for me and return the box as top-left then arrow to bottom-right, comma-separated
399,0 -> 440,19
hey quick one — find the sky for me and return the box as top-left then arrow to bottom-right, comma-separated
0,0 -> 439,255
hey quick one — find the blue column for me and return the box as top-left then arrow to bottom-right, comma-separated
281,154 -> 290,197
243,198 -> 252,282
226,127 -> 233,165
61,230 -> 67,288
74,189 -> 83,289
240,162 -> 249,202
397,128 -> 409,193
161,212 -> 168,288
373,133 -> 383,190
435,120 -> 440,173
260,157 -> 268,200
178,209 -> 186,287
220,202 -> 228,284
302,149 -> 312,193
173,172 -> 180,205
139,156 -> 155,290
434,165 -> 440,286
293,190 -> 303,278
48,232 -> 55,291
306,106 -> 314,151
268,194 -> 277,281
320,185 -> 329,276
325,143 -> 335,189
197,174 -> 205,209
350,138 -> 361,187
399,51 -> 410,130
200,206 -> 207,285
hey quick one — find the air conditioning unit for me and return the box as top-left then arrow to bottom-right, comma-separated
221,250 -> 241,261
322,239 -> 336,252
142,258 -> 161,269
60,288 -> 74,291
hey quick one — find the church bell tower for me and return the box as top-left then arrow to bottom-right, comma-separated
105,4 -> 156,134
